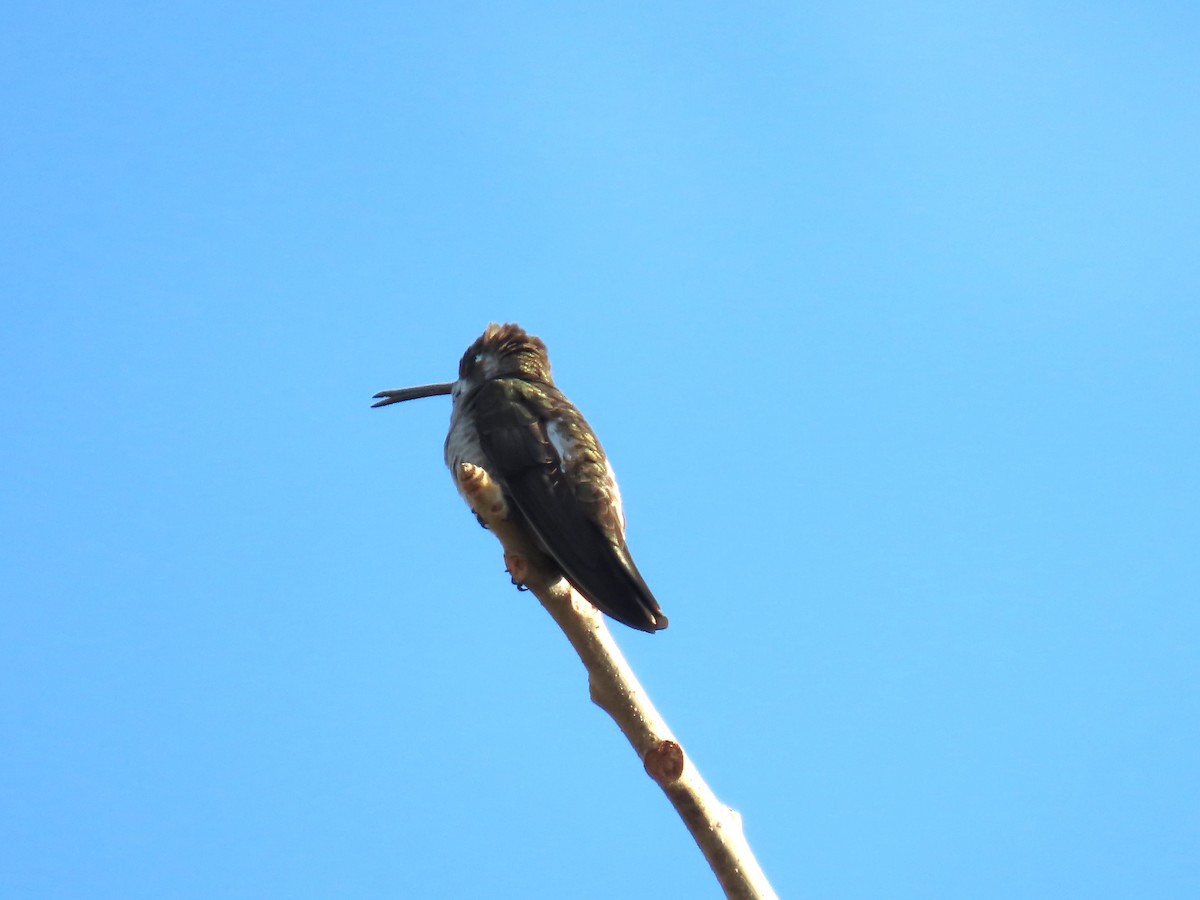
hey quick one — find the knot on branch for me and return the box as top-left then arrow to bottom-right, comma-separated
643,739 -> 685,786
456,462 -> 508,522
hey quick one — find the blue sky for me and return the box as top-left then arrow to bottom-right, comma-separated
3,3 -> 1198,897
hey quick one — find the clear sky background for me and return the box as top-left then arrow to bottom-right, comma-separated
3,3 -> 1197,898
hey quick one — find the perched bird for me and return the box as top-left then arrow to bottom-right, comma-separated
373,323 -> 668,633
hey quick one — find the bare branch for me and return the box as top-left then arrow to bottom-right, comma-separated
456,463 -> 778,899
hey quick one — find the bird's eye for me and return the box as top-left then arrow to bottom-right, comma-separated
473,353 -> 484,365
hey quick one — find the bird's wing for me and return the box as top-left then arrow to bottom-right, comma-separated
471,379 -> 667,633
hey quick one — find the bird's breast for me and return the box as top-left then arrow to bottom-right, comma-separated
444,407 -> 488,474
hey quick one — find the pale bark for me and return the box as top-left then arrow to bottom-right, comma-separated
455,462 -> 778,900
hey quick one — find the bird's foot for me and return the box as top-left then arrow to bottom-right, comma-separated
504,552 -> 531,589
456,462 -> 556,592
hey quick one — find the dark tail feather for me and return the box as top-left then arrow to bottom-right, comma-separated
502,467 -> 669,633
568,546 -> 668,634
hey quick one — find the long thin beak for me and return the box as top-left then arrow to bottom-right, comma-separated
371,381 -> 455,408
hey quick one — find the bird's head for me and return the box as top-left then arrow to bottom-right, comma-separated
372,323 -> 551,409
454,323 -> 552,397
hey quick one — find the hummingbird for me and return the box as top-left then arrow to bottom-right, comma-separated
373,323 -> 668,633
